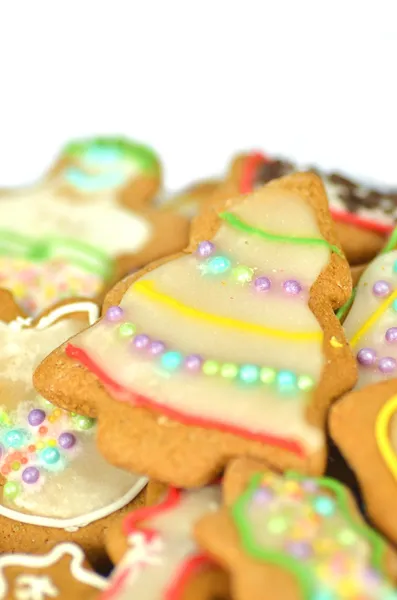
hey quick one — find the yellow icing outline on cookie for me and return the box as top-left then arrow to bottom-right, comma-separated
132,280 -> 323,342
376,394 -> 397,480
350,289 -> 397,348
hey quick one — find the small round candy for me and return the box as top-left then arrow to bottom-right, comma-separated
313,495 -> 335,516
149,341 -> 166,356
267,516 -> 288,534
76,416 -> 95,430
4,481 -> 19,500
220,363 -> 239,379
254,276 -> 271,292
4,429 -> 25,449
378,357 -> 397,374
232,265 -> 254,284
357,347 -> 377,366
283,280 -> 302,295
239,364 -> 260,384
118,322 -> 136,338
373,280 -> 392,297
202,360 -> 220,376
22,466 -> 40,484
386,327 -> 397,343
28,409 -> 46,427
206,256 -> 231,275
285,540 -> 312,559
41,447 -> 61,465
277,370 -> 297,392
253,487 -> 273,504
184,354 -> 203,372
393,299 -> 397,313
160,351 -> 183,371
105,306 -> 124,322
260,367 -> 276,384
133,334 -> 150,349
197,240 -> 215,258
58,432 -> 76,449
297,375 -> 315,391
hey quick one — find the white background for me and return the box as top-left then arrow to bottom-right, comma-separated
0,0 -> 396,191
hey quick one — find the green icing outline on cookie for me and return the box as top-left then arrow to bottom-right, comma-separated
231,472 -> 388,599
63,137 -> 160,176
0,231 -> 114,279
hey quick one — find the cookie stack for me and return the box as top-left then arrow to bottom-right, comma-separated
1,141 -> 397,600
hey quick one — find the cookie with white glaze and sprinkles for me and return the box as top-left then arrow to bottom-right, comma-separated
102,481 -> 230,600
219,150 -> 397,265
0,542 -> 107,599
0,290 -> 147,568
0,136 -> 188,317
34,172 -> 356,485
195,457 -> 397,600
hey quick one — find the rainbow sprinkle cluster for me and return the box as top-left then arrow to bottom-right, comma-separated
233,472 -> 396,599
105,305 -> 315,395
0,257 -> 103,316
0,397 -> 95,502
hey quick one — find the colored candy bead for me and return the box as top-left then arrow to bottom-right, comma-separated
385,327 -> 397,342
313,495 -> 335,516
118,322 -> 136,338
285,540 -> 313,559
75,416 -> 95,430
232,265 -> 254,284
277,370 -> 297,392
254,276 -> 271,292
105,306 -> 124,322
4,430 -> 25,449
378,357 -> 397,374
161,351 -> 183,371
220,363 -> 239,379
253,488 -> 273,504
41,447 -> 61,465
184,354 -> 203,372
149,341 -> 166,356
267,516 -> 288,534
28,409 -> 46,427
202,360 -> 220,376
260,367 -> 276,384
58,432 -> 76,449
283,280 -> 302,295
206,256 -> 231,275
22,466 -> 40,484
133,334 -> 150,349
4,481 -> 19,499
197,240 -> 215,258
357,347 -> 377,366
393,299 -> 397,312
297,375 -> 315,391
338,528 -> 357,546
239,364 -> 260,384
373,280 -> 391,297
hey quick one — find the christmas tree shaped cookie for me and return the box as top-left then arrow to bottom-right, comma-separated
195,458 -> 397,600
0,136 -> 188,316
102,483 -> 230,600
35,173 -> 356,486
0,291 -> 146,566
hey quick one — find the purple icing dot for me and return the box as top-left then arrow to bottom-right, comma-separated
58,432 -> 76,449
283,280 -> 302,295
22,466 -> 40,484
301,479 -> 318,493
285,541 -> 312,559
28,409 -> 46,427
185,354 -> 203,372
149,341 -> 166,355
378,357 -> 397,374
105,306 -> 124,322
253,488 -> 273,504
386,327 -> 397,343
133,334 -> 150,350
357,348 -> 377,366
254,276 -> 271,292
197,240 -> 215,258
373,280 -> 391,298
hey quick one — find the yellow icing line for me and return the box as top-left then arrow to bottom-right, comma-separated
350,289 -> 397,348
376,394 -> 397,481
133,280 -> 323,342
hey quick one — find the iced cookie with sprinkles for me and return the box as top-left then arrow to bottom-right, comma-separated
0,136 -> 188,316
221,151 -> 397,265
0,542 -> 106,599
195,458 -> 397,600
330,379 -> 397,547
102,482 -> 230,600
0,291 -> 147,568
35,172 -> 356,485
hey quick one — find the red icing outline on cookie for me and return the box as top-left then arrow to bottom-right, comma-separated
66,343 -> 306,458
241,152 -> 392,234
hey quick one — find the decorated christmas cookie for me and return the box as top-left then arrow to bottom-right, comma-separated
0,291 -> 147,566
102,482 -> 230,600
0,542 -> 106,599
195,458 -> 397,600
35,172 -> 356,485
221,151 -> 397,265
158,180 -> 222,218
331,379 -> 397,547
0,136 -> 188,316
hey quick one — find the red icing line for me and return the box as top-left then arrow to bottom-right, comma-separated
329,208 -> 392,234
66,343 -> 306,458
164,553 -> 213,600
239,151 -> 271,194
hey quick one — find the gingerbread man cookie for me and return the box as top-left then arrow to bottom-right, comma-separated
102,482 -> 229,600
0,291 -> 147,567
0,136 -> 188,316
195,458 -> 397,600
35,172 -> 356,485
0,542 -> 106,599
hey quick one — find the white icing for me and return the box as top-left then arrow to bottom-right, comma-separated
0,542 -> 107,598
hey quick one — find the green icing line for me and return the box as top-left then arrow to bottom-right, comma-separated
381,225 -> 397,255
63,136 -> 160,175
231,472 -> 387,600
0,231 -> 113,279
219,212 -> 343,257
336,287 -> 357,321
